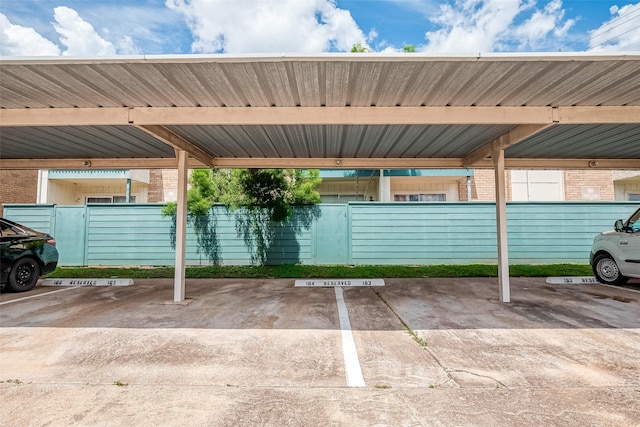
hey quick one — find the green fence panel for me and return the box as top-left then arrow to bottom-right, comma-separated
4,202 -> 638,267
3,204 -> 56,235
85,204 -> 174,266
349,203 -> 499,265
506,202 -> 638,264
348,202 -> 638,265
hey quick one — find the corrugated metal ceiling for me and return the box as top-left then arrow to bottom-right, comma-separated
2,55 -> 639,109
0,54 -> 639,166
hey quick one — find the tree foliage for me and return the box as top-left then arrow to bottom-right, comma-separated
162,168 -> 321,222
350,42 -> 370,53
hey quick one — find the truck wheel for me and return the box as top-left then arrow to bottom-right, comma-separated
6,257 -> 40,292
592,254 -> 629,285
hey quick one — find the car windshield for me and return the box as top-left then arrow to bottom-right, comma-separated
629,209 -> 640,232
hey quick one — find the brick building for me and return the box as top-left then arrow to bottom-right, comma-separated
0,170 -> 38,216
2,168 -> 638,212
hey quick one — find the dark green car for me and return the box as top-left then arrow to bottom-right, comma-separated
0,218 -> 59,292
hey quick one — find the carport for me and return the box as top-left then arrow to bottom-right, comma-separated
1,53 -> 639,303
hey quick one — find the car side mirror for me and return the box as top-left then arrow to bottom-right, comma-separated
614,219 -> 626,232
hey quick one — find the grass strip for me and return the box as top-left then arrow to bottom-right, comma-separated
47,263 -> 593,279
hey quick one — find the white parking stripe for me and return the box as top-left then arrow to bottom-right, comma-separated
0,286 -> 78,305
334,286 -> 365,387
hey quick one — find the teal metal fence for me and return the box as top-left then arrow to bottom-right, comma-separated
3,202 -> 637,266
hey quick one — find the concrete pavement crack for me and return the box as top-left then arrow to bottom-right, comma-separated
369,287 -> 508,390
444,368 -> 508,389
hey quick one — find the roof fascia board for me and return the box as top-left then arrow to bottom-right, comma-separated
1,52 -> 637,65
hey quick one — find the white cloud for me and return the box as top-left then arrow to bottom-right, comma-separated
53,6 -> 116,56
0,13 -> 60,56
0,6 -> 142,56
421,0 -> 575,53
116,36 -> 140,55
165,0 -> 368,53
513,0 -> 575,49
589,2 -> 640,51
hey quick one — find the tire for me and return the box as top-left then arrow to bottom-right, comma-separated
592,253 -> 629,286
6,257 -> 40,292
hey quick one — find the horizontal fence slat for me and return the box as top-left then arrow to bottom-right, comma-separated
4,202 -> 637,267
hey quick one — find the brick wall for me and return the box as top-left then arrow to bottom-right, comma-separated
147,169 -> 179,203
563,169 -> 614,201
466,169 -> 513,201
0,170 -> 38,216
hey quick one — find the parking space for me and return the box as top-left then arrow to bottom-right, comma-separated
1,277 -> 639,426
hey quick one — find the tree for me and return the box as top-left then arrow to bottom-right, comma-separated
403,44 -> 416,52
163,168 -> 321,220
350,42 -> 370,53
162,168 -> 322,265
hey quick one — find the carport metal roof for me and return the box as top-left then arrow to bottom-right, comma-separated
1,53 -> 639,170
1,53 -> 639,303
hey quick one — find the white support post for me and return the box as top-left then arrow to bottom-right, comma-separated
493,147 -> 510,303
378,169 -> 391,201
37,170 -> 49,203
174,150 -> 188,303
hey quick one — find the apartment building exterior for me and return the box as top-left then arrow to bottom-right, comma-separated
2,168 -> 639,217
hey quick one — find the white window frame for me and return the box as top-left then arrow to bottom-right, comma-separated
85,195 -> 136,204
393,193 -> 446,202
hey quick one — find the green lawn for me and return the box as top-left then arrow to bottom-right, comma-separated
48,264 -> 593,279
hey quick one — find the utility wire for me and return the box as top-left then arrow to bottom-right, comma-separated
565,8 -> 640,50
589,23 -> 640,50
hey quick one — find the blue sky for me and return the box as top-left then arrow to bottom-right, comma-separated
1,0 -> 639,56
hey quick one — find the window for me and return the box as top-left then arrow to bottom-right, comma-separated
511,170 -> 564,201
0,220 -> 26,237
393,194 -> 446,202
628,194 -> 640,201
320,194 -> 365,203
86,196 -> 136,204
113,196 -> 136,203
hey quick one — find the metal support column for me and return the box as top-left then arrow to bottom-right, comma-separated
174,150 -> 188,303
493,147 -> 510,303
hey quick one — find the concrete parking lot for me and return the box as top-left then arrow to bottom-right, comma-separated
1,277 -> 639,426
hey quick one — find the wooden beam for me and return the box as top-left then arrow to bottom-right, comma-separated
0,158 -> 207,170
1,105 -> 638,127
557,106 -> 640,124
0,108 -> 130,126
2,156 -> 638,171
463,124 -> 553,167
134,124 -> 215,167
129,106 -> 554,125
498,158 -> 640,169
211,157 -> 466,169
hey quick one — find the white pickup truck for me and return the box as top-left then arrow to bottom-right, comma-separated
590,207 -> 640,285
